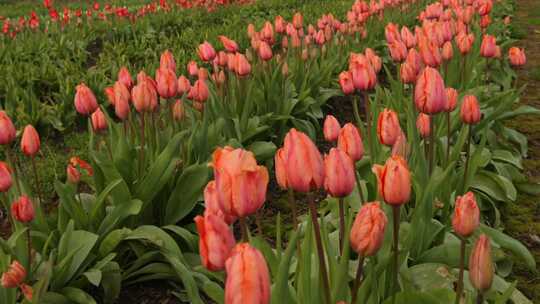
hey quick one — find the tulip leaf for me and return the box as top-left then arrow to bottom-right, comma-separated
480,224 -> 536,271
60,287 -> 97,304
271,230 -> 299,304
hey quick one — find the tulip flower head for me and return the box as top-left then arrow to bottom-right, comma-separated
1,260 -> 26,288
415,67 -> 447,115
132,81 -> 157,113
452,191 -> 480,238
219,35 -> 239,53
460,95 -> 481,125
445,87 -> 458,112
118,67 -> 133,89
198,41 -> 217,62
338,123 -> 364,162
0,162 -> 12,193
377,109 -> 401,146
172,99 -> 184,121
324,148 -> 356,197
204,180 -> 236,224
350,53 -> 377,90
339,71 -> 355,95
21,125 -> 40,157
480,35 -> 497,58
155,67 -> 177,99
160,50 -> 176,73
194,213 -> 235,271
469,234 -> 494,292
74,83 -> 99,116
372,156 -> 411,205
187,61 -> 198,77
11,195 -> 35,223
177,75 -> 191,95
323,115 -> 341,142
508,47 -> 526,67
416,113 -> 431,138
91,108 -> 107,133
350,202 -> 387,256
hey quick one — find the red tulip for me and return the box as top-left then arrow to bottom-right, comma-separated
177,75 -> 191,96
11,195 -> 35,223
225,243 -> 271,304
508,47 -> 526,67
160,50 -> 176,73
452,192 -> 479,238
338,123 -> 364,162
104,86 -> 116,105
20,283 -> 32,301
204,180 -> 236,224
480,15 -> 491,29
415,67 -> 447,115
292,12 -> 303,29
445,87 -> 458,112
377,109 -> 401,146
282,129 -> 325,193
1,260 -> 26,288
460,95 -> 481,125
21,125 -> 40,157
74,83 -> 99,116
211,147 -> 269,218
258,41 -> 273,61
219,35 -> 239,53
155,67 -> 177,99
324,148 -> 355,197
187,61 -> 198,77
372,156 -> 411,205
469,234 -> 494,292
66,164 -> 81,184
0,162 -> 12,193
132,81 -> 157,113
480,35 -> 497,58
274,15 -> 285,33
338,71 -> 354,95
350,202 -> 387,256
350,54 -> 377,91
416,113 -> 431,138
188,79 -> 209,103
477,0 -> 492,16
194,213 -> 235,271
70,157 -> 93,176
118,67 -> 133,89
323,115 -> 341,142
91,108 -> 107,132
198,41 -> 217,62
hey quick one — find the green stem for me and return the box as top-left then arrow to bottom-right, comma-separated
239,217 -> 249,242
363,91 -> 373,161
355,171 -> 366,203
26,225 -> 32,277
139,113 -> 146,177
446,111 -> 451,165
352,94 -> 364,135
429,115 -> 436,175
392,205 -> 401,299
338,197 -> 345,256
351,255 -> 365,304
288,188 -> 299,229
308,193 -> 331,304
455,238 -> 466,304
476,292 -> 484,304
463,125 -> 473,193
30,157 -> 44,207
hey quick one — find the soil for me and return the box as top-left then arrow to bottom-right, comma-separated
501,0 -> 540,302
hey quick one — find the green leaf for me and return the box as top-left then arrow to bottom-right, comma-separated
480,224 -> 536,271
82,269 -> 102,287
61,287 -> 97,304
271,230 -> 299,304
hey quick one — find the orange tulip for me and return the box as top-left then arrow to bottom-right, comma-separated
225,243 -> 271,304
477,0 -> 492,16
66,164 -> 81,184
391,132 -> 410,159
365,48 -> 382,73
204,180 -> 236,224
388,40 -> 408,63
118,67 -> 133,89
176,76 -> 190,96
198,41 -> 217,62
415,67 -> 447,114
104,86 -> 116,105
445,87 -> 458,112
11,195 -> 35,223
400,61 -> 417,84
187,60 -> 198,77
172,99 -> 184,121
0,162 -> 12,193
416,113 -> 431,138
211,147 -> 269,218
274,15 -> 285,33
274,148 -> 288,190
442,41 -> 453,61
456,33 -> 474,55
323,115 -> 341,142
194,213 -> 235,271
419,39 -> 442,68
401,26 -> 416,49
406,48 -> 424,75
292,12 -> 303,29
1,260 -> 26,288
480,35 -> 497,58
21,125 -> 40,157
160,50 -> 176,73
350,202 -> 387,256
188,79 -> 209,103
282,129 -> 325,193
377,109 -> 401,146
74,83 -> 99,116
460,95 -> 481,125
258,41 -> 273,61
91,108 -> 107,132
156,67 -> 177,99
350,54 -> 377,90
114,81 -> 130,105
469,234 -> 494,292
132,81 -> 157,113
508,47 -> 526,67
261,21 -> 274,44
234,53 -> 251,77
480,15 -> 491,29
338,123 -> 364,162
324,148 -> 356,197
372,156 -> 411,205
452,191 -> 479,238
219,35 -> 239,53
339,71 -> 354,95
385,23 -> 400,44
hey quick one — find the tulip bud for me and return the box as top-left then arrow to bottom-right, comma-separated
338,71 -> 354,95
452,192 -> 479,238
456,33 -> 474,55
0,162 -> 12,193
293,12 -> 303,29
155,67 -> 177,99
416,113 -> 431,138
258,41 -> 273,61
372,156 -> 411,205
160,50 -> 176,73
350,54 -> 377,90
177,75 -> 191,95
508,47 -> 526,67
401,26 -> 417,49
66,164 -> 81,184
480,35 -> 497,58
388,40 -> 408,63
282,129 -> 325,193
247,23 -> 256,38
460,95 -> 481,125
323,115 -> 341,142
235,53 -> 252,77
118,67 -> 133,89
338,123 -> 364,162
204,180 -> 236,224
218,35 -> 238,53
1,260 -> 26,288
324,148 -> 356,197
469,234 -> 494,292
225,243 -> 271,304
172,99 -> 184,121
415,67 -> 447,115
20,283 -> 32,301
114,86 -> 130,121
350,202 -> 387,256
187,61 -> 198,77
11,195 -> 35,223
91,108 -> 107,132
189,80 -> 209,103
21,125 -> 40,157
194,213 -> 235,271
74,83 -> 99,116
132,81 -> 157,113
274,148 -> 288,190
377,109 -> 401,146
442,41 -> 453,61
365,48 -> 382,73
198,41 -> 217,62
104,86 -> 116,105
445,87 -> 458,112
211,147 -> 269,218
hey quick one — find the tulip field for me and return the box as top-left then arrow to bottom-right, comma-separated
2,0 -> 540,303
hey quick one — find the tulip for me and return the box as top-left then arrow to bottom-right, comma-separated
258,41 -> 273,61
274,15 -> 285,33
419,40 -> 442,68
187,61 -> 198,77
177,75 -> 191,95
1,260 -> 26,288
172,99 -> 184,121
416,113 -> 431,138
292,12 -> 303,29
218,35 -> 238,53
160,50 -> 176,73
350,201 -> 387,257
391,132 -> 409,159
198,41 -> 217,62
194,213 -> 235,271
155,67 -> 177,99
480,35 -> 497,58
0,162 -> 12,193
11,195 -> 35,223
91,108 -> 107,133
104,86 -> 116,105
323,115 -> 341,142
114,81 -> 130,105
20,283 -> 32,301
456,33 -> 474,55
225,243 -> 271,304
442,41 -> 453,61
377,109 -> 401,146
132,81 -> 157,113
452,192 -> 480,238
372,156 -> 411,206
460,95 -> 481,125
388,40 -> 408,63
400,62 -> 417,84
70,157 -> 93,176
66,164 -> 81,184
508,47 -> 526,67
350,54 -> 377,91
406,48 -> 424,75
477,0 -> 492,16
247,23 -> 256,38
401,26 -> 416,49
338,123 -> 364,162
445,87 -> 458,112
234,53 -> 251,77
274,148 -> 288,190
415,67 -> 447,115
211,147 -> 269,219
74,83 -> 99,116
469,234 -> 494,295
204,180 -> 236,224
189,79 -> 209,103
480,15 -> 491,29
338,71 -> 354,95
118,67 -> 133,89
324,148 -> 355,198
365,48 -> 382,73
21,125 -> 40,157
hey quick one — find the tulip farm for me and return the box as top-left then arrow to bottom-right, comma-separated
2,0 -> 540,303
